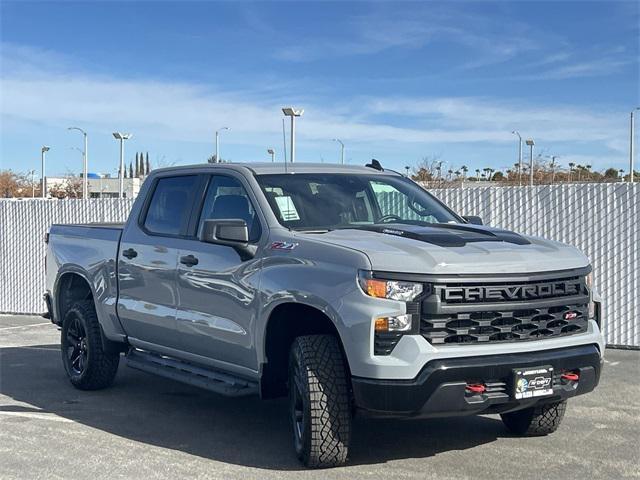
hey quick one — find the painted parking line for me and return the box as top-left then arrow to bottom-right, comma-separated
0,411 -> 73,423
0,322 -> 51,331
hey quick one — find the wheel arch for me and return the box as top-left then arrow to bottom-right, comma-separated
55,270 -> 95,325
260,301 -> 350,399
54,269 -> 128,353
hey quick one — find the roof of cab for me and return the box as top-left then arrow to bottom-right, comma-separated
149,162 -> 401,176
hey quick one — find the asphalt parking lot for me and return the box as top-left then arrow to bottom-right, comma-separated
1,314 -> 638,480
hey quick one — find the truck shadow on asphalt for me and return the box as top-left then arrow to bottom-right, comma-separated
0,345 -> 510,470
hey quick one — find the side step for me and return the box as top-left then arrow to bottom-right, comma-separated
125,349 -> 258,397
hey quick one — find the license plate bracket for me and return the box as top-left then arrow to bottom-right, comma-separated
513,366 -> 554,400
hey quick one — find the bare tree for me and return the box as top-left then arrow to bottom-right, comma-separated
411,155 -> 443,182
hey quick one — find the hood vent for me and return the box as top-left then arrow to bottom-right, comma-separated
352,223 -> 531,248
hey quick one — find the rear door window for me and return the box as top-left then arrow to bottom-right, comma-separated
144,175 -> 199,236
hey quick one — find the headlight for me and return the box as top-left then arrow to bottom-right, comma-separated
358,272 -> 423,302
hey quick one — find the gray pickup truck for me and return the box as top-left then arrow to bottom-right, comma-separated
45,162 -> 604,467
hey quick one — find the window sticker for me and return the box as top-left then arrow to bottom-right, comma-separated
275,196 -> 301,221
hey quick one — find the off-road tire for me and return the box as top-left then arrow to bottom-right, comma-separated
288,335 -> 351,468
61,300 -> 120,390
501,400 -> 567,436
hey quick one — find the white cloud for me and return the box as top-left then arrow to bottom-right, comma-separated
0,43 -> 628,160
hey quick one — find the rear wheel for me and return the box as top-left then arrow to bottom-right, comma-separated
61,300 -> 120,390
288,335 -> 351,468
501,400 -> 567,436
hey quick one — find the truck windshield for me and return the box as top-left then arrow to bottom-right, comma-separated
255,173 -> 461,231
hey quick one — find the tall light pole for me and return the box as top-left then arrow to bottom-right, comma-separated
282,107 -> 303,163
68,127 -> 88,198
630,108 -> 640,183
41,146 -> 50,198
332,138 -> 345,164
215,127 -> 229,163
512,130 -> 523,186
267,148 -> 275,162
112,132 -> 132,198
526,138 -> 535,186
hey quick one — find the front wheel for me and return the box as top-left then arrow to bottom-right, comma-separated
501,400 -> 567,436
288,335 -> 351,468
61,300 -> 120,390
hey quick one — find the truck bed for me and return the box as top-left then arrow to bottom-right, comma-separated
46,222 -> 125,333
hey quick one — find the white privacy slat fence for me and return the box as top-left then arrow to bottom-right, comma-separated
429,184 -> 639,348
0,183 -> 638,347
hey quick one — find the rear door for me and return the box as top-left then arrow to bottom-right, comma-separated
173,173 -> 264,372
117,174 -> 203,351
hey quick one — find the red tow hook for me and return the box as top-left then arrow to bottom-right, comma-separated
561,372 -> 580,382
465,383 -> 486,394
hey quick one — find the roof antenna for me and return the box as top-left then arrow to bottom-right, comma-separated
366,158 -> 383,171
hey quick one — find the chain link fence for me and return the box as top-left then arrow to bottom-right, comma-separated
1,183 -> 637,347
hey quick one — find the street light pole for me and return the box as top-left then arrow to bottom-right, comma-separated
282,107 -> 303,163
333,138 -> 345,164
215,127 -> 229,163
630,108 -> 640,183
525,139 -> 535,186
41,146 -> 50,198
512,131 -> 523,186
112,132 -> 132,198
68,127 -> 88,198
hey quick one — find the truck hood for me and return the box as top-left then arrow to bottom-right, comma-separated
303,224 -> 589,275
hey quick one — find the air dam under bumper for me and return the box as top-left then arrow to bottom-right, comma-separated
351,344 -> 601,418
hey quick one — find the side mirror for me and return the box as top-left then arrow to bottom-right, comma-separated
463,215 -> 483,225
199,219 -> 256,260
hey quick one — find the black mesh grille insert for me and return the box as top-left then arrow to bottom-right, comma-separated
421,304 -> 589,345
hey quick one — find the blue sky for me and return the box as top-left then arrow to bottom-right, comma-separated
1,0 -> 638,177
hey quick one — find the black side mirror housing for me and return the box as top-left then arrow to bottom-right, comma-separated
199,219 -> 257,260
463,215 -> 484,225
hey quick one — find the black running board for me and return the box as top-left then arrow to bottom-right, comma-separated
126,349 -> 258,397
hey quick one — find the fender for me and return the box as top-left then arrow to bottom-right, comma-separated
54,264 -> 127,343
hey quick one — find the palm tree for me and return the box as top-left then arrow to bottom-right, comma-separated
475,168 -> 481,181
568,162 -> 575,182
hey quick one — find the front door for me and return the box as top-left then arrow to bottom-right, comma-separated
174,174 -> 264,372
117,174 -> 202,350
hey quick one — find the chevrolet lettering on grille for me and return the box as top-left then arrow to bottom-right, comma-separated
442,280 -> 583,302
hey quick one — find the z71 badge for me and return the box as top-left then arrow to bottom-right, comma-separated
270,241 -> 299,251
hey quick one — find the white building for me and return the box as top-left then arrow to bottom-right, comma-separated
44,176 -> 143,199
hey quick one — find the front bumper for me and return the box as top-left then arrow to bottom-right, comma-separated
351,344 -> 601,418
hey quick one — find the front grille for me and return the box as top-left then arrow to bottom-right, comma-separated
421,304 -> 589,344
420,273 -> 590,346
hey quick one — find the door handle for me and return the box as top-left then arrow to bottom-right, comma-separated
180,255 -> 199,267
122,248 -> 138,259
